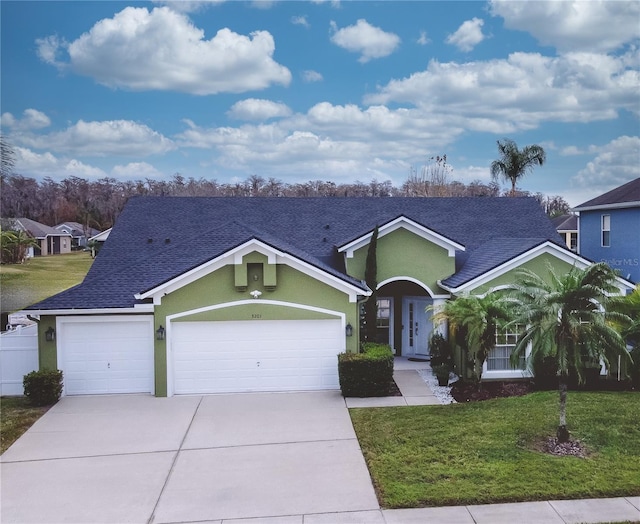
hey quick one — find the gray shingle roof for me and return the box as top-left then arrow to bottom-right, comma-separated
15,218 -> 71,239
551,214 -> 577,231
440,238 -> 550,289
573,178 -> 640,210
28,196 -> 562,310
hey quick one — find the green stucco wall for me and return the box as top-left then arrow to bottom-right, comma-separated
347,228 -> 454,294
153,257 -> 359,396
38,315 -> 57,370
469,253 -> 576,295
452,253 -> 580,380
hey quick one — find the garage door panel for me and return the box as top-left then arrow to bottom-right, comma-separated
172,319 -> 343,394
60,318 -> 153,395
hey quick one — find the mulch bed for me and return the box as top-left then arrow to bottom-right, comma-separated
451,380 -> 533,402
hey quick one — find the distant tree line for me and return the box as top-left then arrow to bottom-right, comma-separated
0,169 -> 570,232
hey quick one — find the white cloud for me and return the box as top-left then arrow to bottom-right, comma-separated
36,6 -> 291,95
227,99 -> 292,121
16,120 -> 175,157
560,146 -> 583,156
177,101 -> 462,182
251,1 -> 274,9
291,15 -> 310,28
152,1 -> 226,13
111,162 -> 164,179
302,70 -> 323,83
417,31 -> 430,46
1,109 -> 51,131
572,136 -> 640,191
490,0 -> 640,53
14,146 -> 107,179
35,35 -> 66,66
364,52 -> 639,133
330,19 -> 400,63
445,18 -> 486,52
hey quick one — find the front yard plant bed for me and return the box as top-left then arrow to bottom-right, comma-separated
350,391 -> 640,508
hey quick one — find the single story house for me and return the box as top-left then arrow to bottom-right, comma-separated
26,196 -> 633,397
14,218 -> 72,256
54,222 -> 101,250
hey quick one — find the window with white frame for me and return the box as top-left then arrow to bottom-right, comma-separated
602,214 -> 610,247
487,325 -> 525,371
376,298 -> 391,328
569,232 -> 578,251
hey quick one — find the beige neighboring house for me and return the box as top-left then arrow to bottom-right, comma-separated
14,218 -> 72,256
551,214 -> 578,252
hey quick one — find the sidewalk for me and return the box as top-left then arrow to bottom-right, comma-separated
289,497 -> 640,523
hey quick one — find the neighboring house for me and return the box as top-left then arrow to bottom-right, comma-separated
573,178 -> 640,284
26,197 -> 633,397
54,222 -> 101,250
88,227 -> 111,243
13,218 -> 72,256
87,227 -> 112,257
551,214 -> 578,252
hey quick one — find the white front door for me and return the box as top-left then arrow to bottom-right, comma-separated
402,297 -> 432,357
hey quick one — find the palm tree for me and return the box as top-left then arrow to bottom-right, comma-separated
432,293 -> 510,383
490,139 -> 546,195
507,262 -> 631,442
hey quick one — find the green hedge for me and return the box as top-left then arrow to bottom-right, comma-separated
338,343 -> 394,397
23,370 -> 63,406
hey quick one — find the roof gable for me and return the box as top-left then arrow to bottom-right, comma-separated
136,236 -> 369,304
337,215 -> 464,258
439,239 -> 633,294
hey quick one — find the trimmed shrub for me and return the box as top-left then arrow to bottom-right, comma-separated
338,343 -> 394,397
429,332 -> 452,368
23,370 -> 63,406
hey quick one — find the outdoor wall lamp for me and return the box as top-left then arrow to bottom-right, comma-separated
345,323 -> 353,337
45,326 -> 55,342
156,325 -> 165,341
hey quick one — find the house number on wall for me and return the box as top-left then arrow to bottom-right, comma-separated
251,314 -> 262,319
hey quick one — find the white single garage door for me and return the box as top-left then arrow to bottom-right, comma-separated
172,319 -> 344,394
59,317 -> 154,395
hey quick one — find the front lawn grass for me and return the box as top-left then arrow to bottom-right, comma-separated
0,397 -> 50,454
0,251 -> 93,313
350,391 -> 640,508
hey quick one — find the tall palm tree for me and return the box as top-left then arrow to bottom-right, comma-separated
432,293 -> 510,383
507,262 -> 631,442
490,139 -> 546,195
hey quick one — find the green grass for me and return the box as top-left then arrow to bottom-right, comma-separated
350,391 -> 640,508
0,252 -> 93,313
0,397 -> 51,454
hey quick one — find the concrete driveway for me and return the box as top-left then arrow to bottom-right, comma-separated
1,392 -> 380,523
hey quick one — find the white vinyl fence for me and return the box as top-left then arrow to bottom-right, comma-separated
0,325 -> 39,396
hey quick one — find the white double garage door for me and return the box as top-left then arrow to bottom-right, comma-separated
58,316 -> 344,395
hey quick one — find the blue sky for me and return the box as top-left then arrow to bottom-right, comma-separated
1,0 -> 638,206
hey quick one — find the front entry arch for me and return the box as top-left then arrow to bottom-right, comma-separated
375,280 -> 439,357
